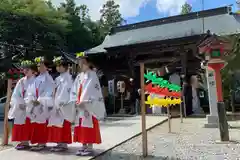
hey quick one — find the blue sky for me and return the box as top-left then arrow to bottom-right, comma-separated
126,0 -> 238,24
53,0 -> 239,23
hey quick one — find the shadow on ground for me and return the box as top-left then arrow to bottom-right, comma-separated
94,151 -> 179,160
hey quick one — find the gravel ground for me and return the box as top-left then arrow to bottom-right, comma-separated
0,144 -> 12,151
95,118 -> 240,160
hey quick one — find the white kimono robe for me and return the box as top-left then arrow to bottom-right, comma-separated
25,72 -> 55,123
70,70 -> 106,128
8,76 -> 35,125
48,72 -> 74,127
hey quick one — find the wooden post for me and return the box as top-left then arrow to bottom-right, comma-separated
140,63 -> 147,157
2,79 -> 12,145
217,102 -> 229,141
180,102 -> 183,123
167,106 -> 171,133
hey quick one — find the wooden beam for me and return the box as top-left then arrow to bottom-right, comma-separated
136,57 -> 178,65
106,35 -> 205,51
133,47 -> 179,56
140,62 -> 147,157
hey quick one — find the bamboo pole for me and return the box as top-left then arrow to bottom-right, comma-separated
2,79 -> 12,145
140,63 -> 147,157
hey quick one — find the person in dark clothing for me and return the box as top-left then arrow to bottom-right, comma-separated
129,78 -> 137,114
135,89 -> 141,114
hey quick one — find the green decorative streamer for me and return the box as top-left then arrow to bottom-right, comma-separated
144,72 -> 181,92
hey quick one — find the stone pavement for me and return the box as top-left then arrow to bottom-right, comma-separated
96,118 -> 240,160
0,116 -> 167,160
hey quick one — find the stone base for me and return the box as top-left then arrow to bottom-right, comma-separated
118,108 -> 126,114
204,115 -> 219,128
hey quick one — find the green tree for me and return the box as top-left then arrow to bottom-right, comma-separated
79,4 -> 90,21
221,35 -> 240,100
0,0 -> 69,59
181,2 -> 192,14
99,0 -> 124,35
59,0 -> 102,52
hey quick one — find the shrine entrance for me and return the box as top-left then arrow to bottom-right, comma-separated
86,6 -> 240,116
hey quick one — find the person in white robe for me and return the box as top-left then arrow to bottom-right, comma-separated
25,56 -> 55,151
191,75 -> 204,114
8,60 -> 37,150
70,52 -> 106,156
48,56 -> 74,151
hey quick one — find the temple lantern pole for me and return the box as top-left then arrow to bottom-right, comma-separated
199,35 -> 231,141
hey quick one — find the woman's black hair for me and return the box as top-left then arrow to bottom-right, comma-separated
28,64 -> 38,72
84,57 -> 94,70
43,60 -> 51,68
59,61 -> 69,70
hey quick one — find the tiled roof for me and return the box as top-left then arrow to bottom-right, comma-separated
86,6 -> 240,55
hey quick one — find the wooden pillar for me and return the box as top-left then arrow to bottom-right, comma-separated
2,79 -> 12,145
180,51 -> 187,118
128,53 -> 135,78
140,62 -> 147,157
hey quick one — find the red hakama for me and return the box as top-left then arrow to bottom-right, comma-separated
47,120 -> 72,144
30,121 -> 48,144
12,117 -> 32,142
73,116 -> 101,144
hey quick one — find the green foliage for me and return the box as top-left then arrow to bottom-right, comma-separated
99,0 -> 125,35
0,0 -> 124,62
0,0 -> 69,58
181,2 -> 192,14
59,0 -> 102,53
221,34 -> 240,99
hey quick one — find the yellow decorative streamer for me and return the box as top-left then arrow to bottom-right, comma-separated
145,95 -> 181,108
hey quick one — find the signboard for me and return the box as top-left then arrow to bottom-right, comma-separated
206,68 -> 218,116
108,79 -> 115,95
